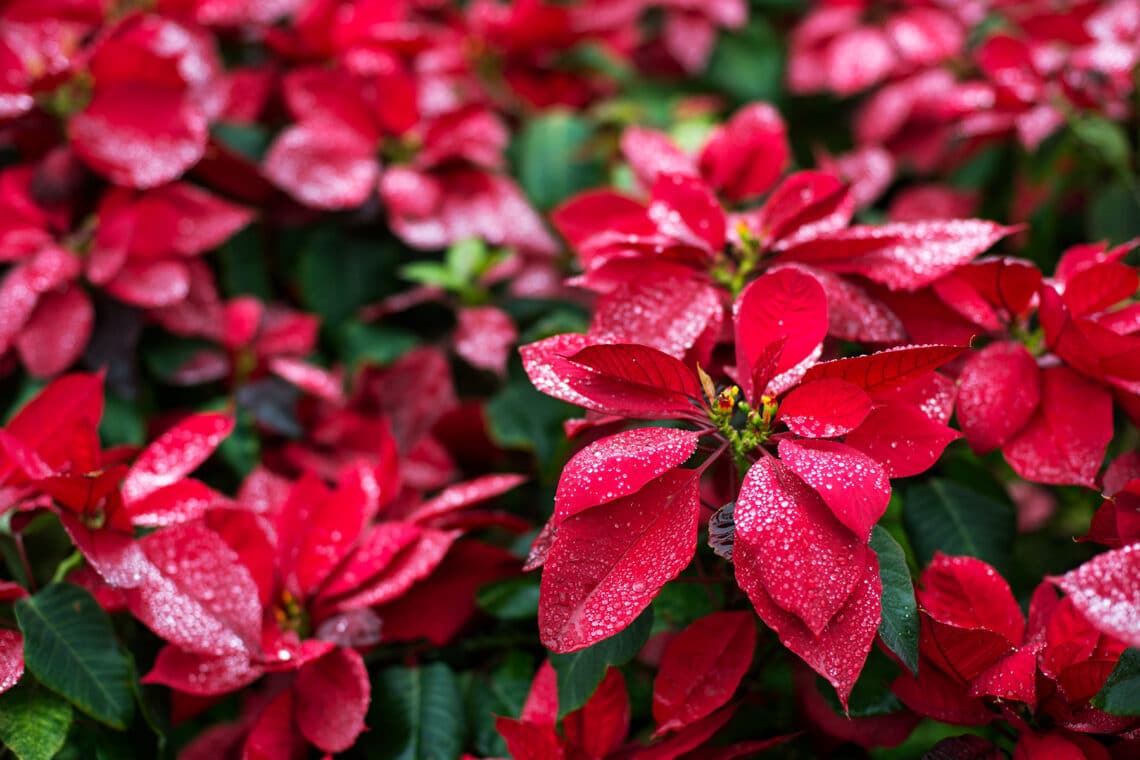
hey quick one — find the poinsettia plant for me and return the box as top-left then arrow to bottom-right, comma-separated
2,1 -> 1140,758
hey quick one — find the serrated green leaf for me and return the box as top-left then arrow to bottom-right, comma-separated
1094,648 -> 1140,716
0,681 -> 74,760
870,526 -> 919,675
369,662 -> 465,760
514,111 -> 604,210
902,479 -> 1015,573
476,577 -> 540,620
14,584 -> 134,729
549,606 -> 653,717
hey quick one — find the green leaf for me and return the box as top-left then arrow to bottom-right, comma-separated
337,322 -> 419,370
476,577 -> 540,620
1094,648 -> 1140,716
701,19 -> 785,104
99,394 -> 144,448
0,680 -> 74,760
400,262 -> 460,290
298,230 -> 398,326
870,526 -> 919,675
217,226 -> 272,300
1087,179 -> 1140,244
1071,116 -> 1132,169
514,111 -> 604,210
465,653 -> 535,758
486,373 -> 576,477
14,584 -> 134,729
210,122 -> 271,161
549,606 -> 653,717
902,479 -> 1015,573
445,239 -> 488,284
369,662 -> 465,760
818,647 -> 904,719
217,406 -> 260,479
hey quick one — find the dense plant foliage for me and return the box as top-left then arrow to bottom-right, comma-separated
1,0 -> 1140,758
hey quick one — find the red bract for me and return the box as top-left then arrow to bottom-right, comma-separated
68,14 -> 223,188
892,554 -> 1134,735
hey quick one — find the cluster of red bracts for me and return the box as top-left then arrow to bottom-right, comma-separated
518,99 -> 1140,751
0,368 -> 525,756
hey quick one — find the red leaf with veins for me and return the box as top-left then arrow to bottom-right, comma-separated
313,521 -> 422,600
777,440 -> 889,542
121,413 -> 233,505
1003,367 -> 1112,488
803,344 -> 965,392
744,172 -> 852,248
1063,262 -> 1139,318
125,522 -> 262,657
957,341 -> 1040,454
553,427 -> 699,525
779,265 -> 903,343
494,718 -> 567,760
778,379 -> 871,438
734,458 -> 870,635
871,371 -> 956,425
1053,543 -> 1140,648
969,647 -> 1037,705
564,667 -> 629,757
781,221 -> 1012,291
521,333 -> 599,410
734,268 -> 827,401
738,542 -> 880,710
918,554 -> 1024,644
844,403 -> 960,478
294,648 -> 370,754
539,469 -> 700,652
564,343 -> 705,418
0,630 -> 22,694
698,103 -> 789,203
652,611 -> 755,735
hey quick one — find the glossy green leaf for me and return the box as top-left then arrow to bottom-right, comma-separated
476,577 -> 540,620
369,662 -> 465,760
465,652 -> 534,758
14,584 -> 134,730
870,526 -> 919,675
902,479 -> 1015,573
0,681 -> 74,760
514,111 -> 604,210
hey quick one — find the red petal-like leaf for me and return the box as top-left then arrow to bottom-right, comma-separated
553,427 -> 700,525
122,413 -> 233,504
125,478 -> 218,528
70,86 -> 206,189
243,689 -> 306,760
4,372 -> 103,474
263,119 -> 378,210
143,646 -> 261,696
778,379 -> 872,438
494,717 -> 567,760
891,658 -> 994,725
322,528 -> 458,613
781,221 -> 1012,291
592,277 -> 723,360
653,611 -> 755,735
125,522 -> 262,656
844,403 -> 960,478
410,473 -> 526,525
803,344 -> 965,392
621,127 -> 697,191
564,343 -> 704,418
106,259 -> 191,308
698,103 -> 789,203
520,333 -> 599,410
956,341 -> 1040,454
918,554 -> 1025,645
315,522 -> 422,601
778,439 -> 889,542
521,660 -> 558,724
969,647 -> 1037,705
540,469 -> 700,652
294,648 -> 370,754
0,630 -> 22,694
735,458 -> 870,635
454,306 -> 517,377
647,173 -> 726,254
127,183 -> 252,257
16,287 -> 93,378
1002,367 -> 1112,488
1053,543 -> 1140,648
564,667 -> 630,757
276,472 -> 370,599
734,268 -> 827,400
1063,262 -> 1139,319
738,542 -> 880,709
